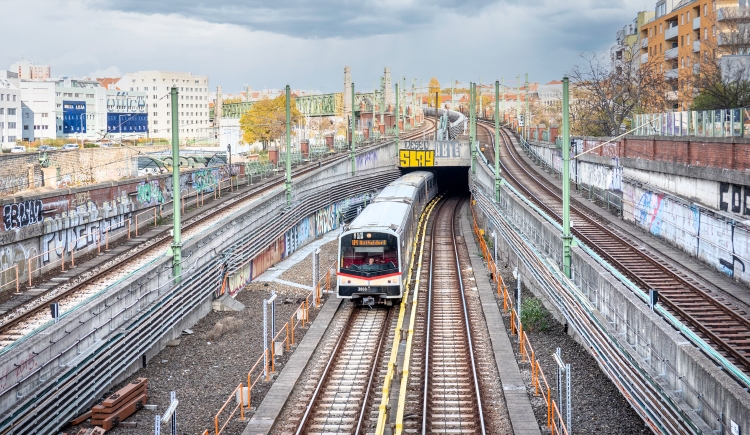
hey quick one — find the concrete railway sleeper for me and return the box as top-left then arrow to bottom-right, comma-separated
471,128 -> 749,433
295,307 -> 392,435
478,119 -> 750,385
421,196 -> 485,434
0,122 -> 434,433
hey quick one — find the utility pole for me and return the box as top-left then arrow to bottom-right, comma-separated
478,78 -> 482,119
525,73 -> 530,142
494,80 -> 501,201
562,76 -> 572,278
351,82 -> 355,175
470,82 -> 476,174
170,86 -> 182,278
395,82 -> 400,150
434,91 -> 439,140
285,85 -> 292,206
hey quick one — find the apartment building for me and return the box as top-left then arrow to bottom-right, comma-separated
640,0 -> 749,109
117,71 -> 209,140
612,11 -> 655,63
0,71 -> 21,149
20,80 -> 56,142
9,60 -> 51,81
54,78 -> 107,141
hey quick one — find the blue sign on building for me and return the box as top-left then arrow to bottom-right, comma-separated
62,101 -> 86,134
107,113 -> 148,134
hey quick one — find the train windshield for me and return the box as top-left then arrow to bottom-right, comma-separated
340,232 -> 399,277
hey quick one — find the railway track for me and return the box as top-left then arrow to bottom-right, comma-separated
421,196 -> 485,434
476,120 -> 750,379
395,196 -> 486,434
0,124 -> 434,354
295,307 -> 391,434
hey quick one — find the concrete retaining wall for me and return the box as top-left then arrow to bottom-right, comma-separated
471,159 -> 750,435
0,140 -> 401,432
527,140 -> 750,287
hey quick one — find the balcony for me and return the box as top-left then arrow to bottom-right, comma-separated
641,37 -> 648,49
693,16 -> 701,30
665,68 -> 679,79
641,53 -> 649,64
693,40 -> 701,52
665,47 -> 679,60
666,90 -> 678,101
665,25 -> 679,41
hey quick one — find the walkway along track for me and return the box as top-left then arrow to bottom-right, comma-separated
476,120 -> 750,382
295,307 -> 391,434
0,123 -> 434,354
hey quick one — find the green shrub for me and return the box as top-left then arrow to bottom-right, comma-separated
520,298 -> 549,332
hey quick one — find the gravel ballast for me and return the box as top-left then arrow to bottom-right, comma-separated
65,238 -> 340,435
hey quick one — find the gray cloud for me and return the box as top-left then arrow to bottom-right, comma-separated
93,0 -> 502,38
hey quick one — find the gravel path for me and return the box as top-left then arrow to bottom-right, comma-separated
65,238 -> 340,435
492,259 -> 652,435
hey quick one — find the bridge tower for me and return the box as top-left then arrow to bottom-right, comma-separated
344,66 -> 352,119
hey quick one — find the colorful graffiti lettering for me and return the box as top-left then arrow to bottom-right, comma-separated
316,203 -> 341,237
3,200 -> 44,231
192,168 -> 221,193
136,180 -> 166,206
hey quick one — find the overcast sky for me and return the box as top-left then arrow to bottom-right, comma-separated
4,0 -> 648,94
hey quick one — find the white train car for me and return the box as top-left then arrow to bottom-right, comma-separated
337,171 -> 438,304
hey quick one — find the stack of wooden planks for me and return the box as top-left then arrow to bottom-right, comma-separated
91,377 -> 149,431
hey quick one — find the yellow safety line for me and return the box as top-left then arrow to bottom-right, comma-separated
375,194 -> 442,435
394,194 -> 436,434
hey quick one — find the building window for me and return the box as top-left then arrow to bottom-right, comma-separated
660,23 -> 663,33
23,125 -> 28,130
13,95 -> 16,102
41,113 -> 48,117
153,112 -> 158,116
705,4 -> 707,15
154,129 -> 158,133
154,120 -> 158,125
86,94 -> 94,98
687,34 -> 691,44
712,0 -> 716,10
8,136 -> 15,142
687,11 -> 690,21
8,122 -> 16,129
681,14 -> 684,25
153,103 -> 157,108
153,95 -> 157,99
681,35 -> 684,46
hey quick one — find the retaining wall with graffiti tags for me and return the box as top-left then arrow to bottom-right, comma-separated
0,164 -> 244,288
528,139 -> 750,286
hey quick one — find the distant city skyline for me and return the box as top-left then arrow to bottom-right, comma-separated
5,0 -> 649,94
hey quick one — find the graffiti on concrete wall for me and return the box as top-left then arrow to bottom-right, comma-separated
136,180 -> 166,207
285,216 -> 314,258
623,182 -> 750,284
3,200 -> 44,231
719,183 -> 750,215
316,203 -> 341,237
356,151 -> 378,171
228,262 -> 252,296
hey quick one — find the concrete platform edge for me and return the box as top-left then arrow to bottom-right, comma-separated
242,295 -> 343,435
460,202 -> 543,435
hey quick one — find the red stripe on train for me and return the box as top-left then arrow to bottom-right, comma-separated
337,271 -> 402,280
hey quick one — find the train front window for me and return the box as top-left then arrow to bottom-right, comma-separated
340,233 -> 399,277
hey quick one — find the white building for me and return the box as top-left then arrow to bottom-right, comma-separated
54,78 -> 107,141
0,71 -> 22,149
9,59 -> 51,81
20,80 -> 56,142
117,71 -> 210,141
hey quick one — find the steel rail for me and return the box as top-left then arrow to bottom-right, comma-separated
421,196 -> 486,435
478,120 -> 750,377
0,123 -> 435,343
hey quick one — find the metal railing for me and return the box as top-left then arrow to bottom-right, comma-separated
633,108 -> 750,137
210,260 -> 336,435
472,213 -> 569,435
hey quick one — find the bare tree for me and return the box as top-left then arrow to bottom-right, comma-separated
692,6 -> 750,109
569,44 -> 666,136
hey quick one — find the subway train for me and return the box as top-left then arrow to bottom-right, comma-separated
337,171 -> 438,305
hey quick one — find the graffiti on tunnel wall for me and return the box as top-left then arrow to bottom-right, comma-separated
623,182 -> 750,284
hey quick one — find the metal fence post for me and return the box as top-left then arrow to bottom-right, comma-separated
263,299 -> 268,379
